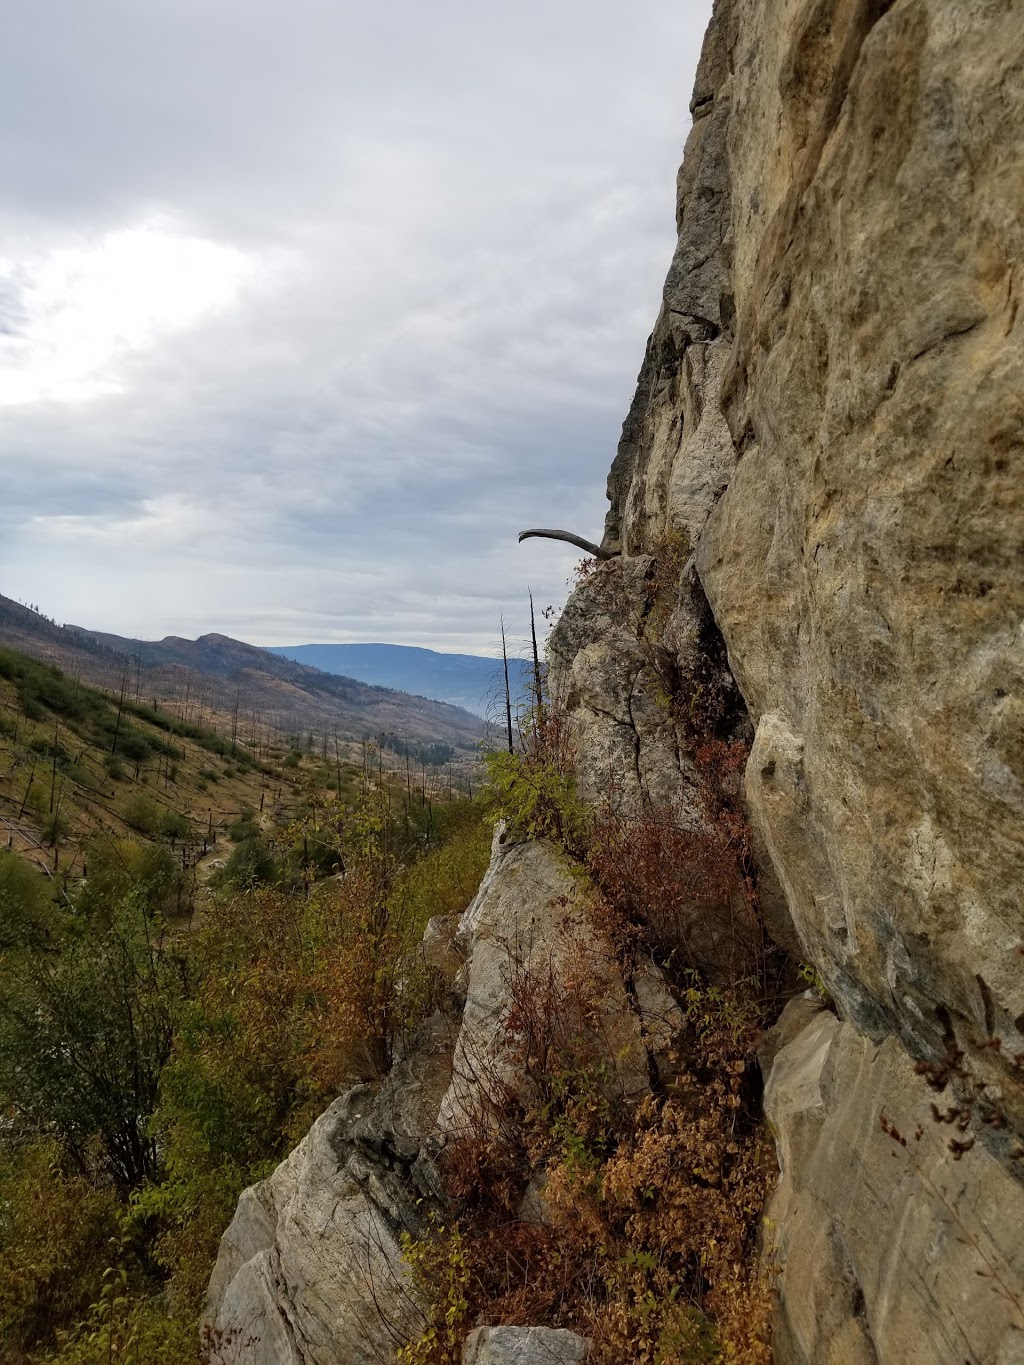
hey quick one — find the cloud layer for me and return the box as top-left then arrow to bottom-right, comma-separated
0,0 -> 712,655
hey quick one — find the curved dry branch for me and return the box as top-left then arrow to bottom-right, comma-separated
518,528 -> 618,560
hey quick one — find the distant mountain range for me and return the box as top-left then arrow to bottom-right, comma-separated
268,643 -> 532,717
0,595 -> 484,753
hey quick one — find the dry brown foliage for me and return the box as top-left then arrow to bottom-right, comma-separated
401,543 -> 786,1361
404,932 -> 776,1364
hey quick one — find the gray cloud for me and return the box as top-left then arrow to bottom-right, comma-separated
0,0 -> 712,654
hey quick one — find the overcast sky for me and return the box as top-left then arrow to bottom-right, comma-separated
0,0 -> 712,655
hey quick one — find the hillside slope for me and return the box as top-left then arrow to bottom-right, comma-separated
267,643 -> 532,717
0,642 -> 305,885
0,596 -> 484,753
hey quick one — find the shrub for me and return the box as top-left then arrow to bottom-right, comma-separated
123,795 -> 162,837
0,1141 -> 120,1362
485,749 -> 589,855
0,851 -> 57,950
390,810 -> 491,931
214,834 -> 278,890
160,809 -> 191,842
227,809 -> 259,844
117,732 -> 152,765
42,1276 -> 202,1365
0,841 -> 183,1191
396,1223 -> 470,1365
41,810 -> 72,847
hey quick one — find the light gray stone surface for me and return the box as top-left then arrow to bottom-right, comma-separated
438,834 -> 654,1135
202,1022 -> 452,1365
206,833 -> 667,1361
462,1326 -> 589,1365
764,1000 -> 1024,1365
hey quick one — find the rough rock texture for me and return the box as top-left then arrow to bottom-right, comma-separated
462,1326 -> 589,1364
438,830 -> 655,1134
764,998 -> 1024,1364
203,1018 -> 453,1365
547,0 -> 1024,1357
206,831 -> 674,1361
598,0 -> 1024,1062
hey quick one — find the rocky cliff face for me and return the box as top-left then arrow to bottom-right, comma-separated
567,0 -> 1024,1358
208,2 -> 1024,1361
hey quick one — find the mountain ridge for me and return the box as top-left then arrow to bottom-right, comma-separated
267,642 -> 533,717
0,595 -> 484,751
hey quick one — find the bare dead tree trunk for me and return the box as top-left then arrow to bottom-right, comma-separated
529,589 -> 545,733
501,617 -> 514,755
111,661 -> 130,755
50,718 -> 59,814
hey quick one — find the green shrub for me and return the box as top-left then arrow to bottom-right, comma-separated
0,1141 -> 120,1360
41,810 -> 71,846
0,842 -> 183,1191
0,850 -> 57,950
41,1278 -> 201,1365
160,810 -> 191,842
227,810 -> 259,844
117,732 -> 151,765
485,749 -> 590,854
123,795 -> 162,837
214,835 -> 278,890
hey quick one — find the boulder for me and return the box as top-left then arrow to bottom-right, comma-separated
202,1019 -> 452,1364
438,834 -> 654,1135
462,1326 -> 589,1365
207,832 -> 666,1361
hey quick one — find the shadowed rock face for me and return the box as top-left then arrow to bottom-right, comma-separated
552,0 -> 1024,1357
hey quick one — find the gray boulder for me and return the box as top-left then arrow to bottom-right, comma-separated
463,1326 -> 589,1365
